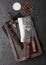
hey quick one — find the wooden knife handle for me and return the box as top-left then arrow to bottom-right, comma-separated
31,38 -> 36,52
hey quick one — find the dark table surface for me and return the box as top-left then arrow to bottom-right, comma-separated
0,0 -> 46,65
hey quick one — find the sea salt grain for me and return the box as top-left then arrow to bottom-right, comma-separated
13,2 -> 21,11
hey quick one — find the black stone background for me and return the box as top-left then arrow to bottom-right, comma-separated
0,0 -> 46,65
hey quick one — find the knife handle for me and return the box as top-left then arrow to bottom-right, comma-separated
31,38 -> 36,52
